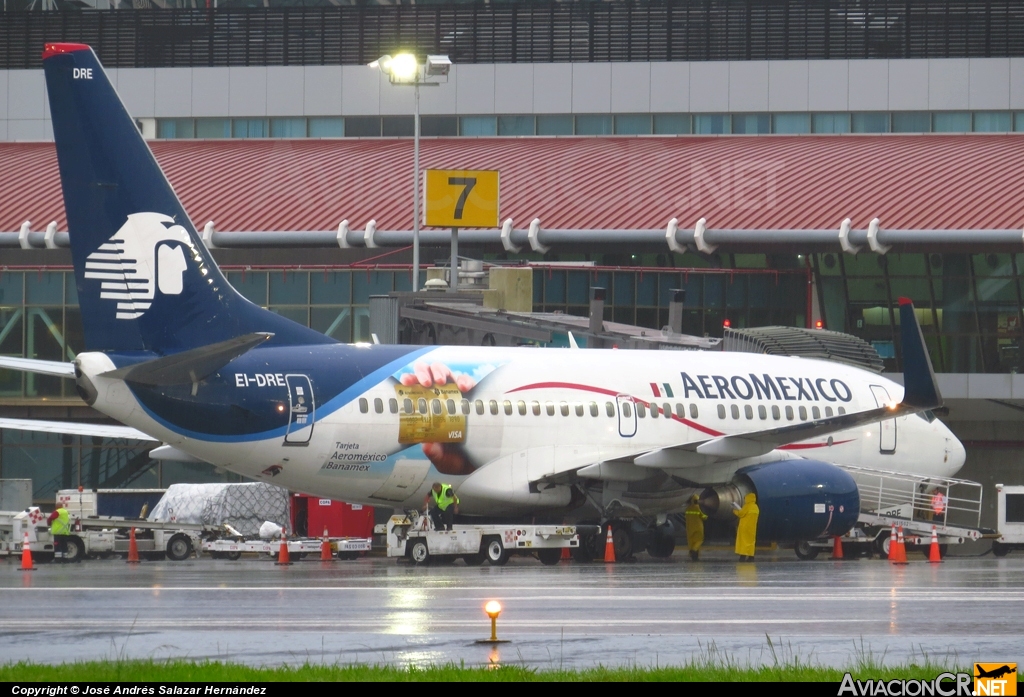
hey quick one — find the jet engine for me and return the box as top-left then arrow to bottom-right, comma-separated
700,459 -> 859,543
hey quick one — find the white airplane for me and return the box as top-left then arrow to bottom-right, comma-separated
0,43 -> 965,560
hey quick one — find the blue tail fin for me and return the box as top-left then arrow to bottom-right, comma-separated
898,297 -> 942,408
42,43 -> 333,354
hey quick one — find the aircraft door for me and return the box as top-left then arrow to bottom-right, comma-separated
869,384 -> 896,454
284,374 -> 315,445
616,394 -> 637,438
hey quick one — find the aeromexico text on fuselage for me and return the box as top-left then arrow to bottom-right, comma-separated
675,372 -> 855,403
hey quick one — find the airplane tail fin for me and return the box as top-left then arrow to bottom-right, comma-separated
898,298 -> 942,408
42,43 -> 333,354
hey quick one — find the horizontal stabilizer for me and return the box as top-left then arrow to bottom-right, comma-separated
0,356 -> 76,378
0,417 -> 155,441
101,332 -> 273,386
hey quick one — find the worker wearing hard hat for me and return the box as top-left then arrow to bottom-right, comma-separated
732,492 -> 760,561
47,501 -> 72,562
424,482 -> 459,531
684,494 -> 707,561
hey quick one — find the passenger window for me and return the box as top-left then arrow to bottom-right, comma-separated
590,402 -> 599,417
446,399 -> 456,415
403,398 -> 414,414
825,406 -> 833,417
560,402 -> 570,416
838,407 -> 846,415
547,402 -> 555,416
637,403 -> 647,418
489,400 -> 498,415
461,399 -> 471,415
389,398 -> 398,414
532,401 -> 541,416
606,402 -> 615,417
432,399 -> 442,415
799,406 -> 807,420
730,404 -> 739,419
622,402 -> 632,418
717,404 -> 726,419
744,405 -> 753,420
758,405 -> 767,420
359,398 -> 368,414
772,405 -> 780,420
575,403 -> 584,417
690,404 -> 698,419
664,403 -> 672,418
676,404 -> 685,418
418,398 -> 428,414
812,406 -> 820,419
650,404 -> 659,418
374,398 -> 383,414
785,406 -> 794,420
517,401 -> 527,416
475,400 -> 485,415
504,400 -> 513,415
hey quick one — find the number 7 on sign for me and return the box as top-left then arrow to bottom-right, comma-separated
447,177 -> 477,220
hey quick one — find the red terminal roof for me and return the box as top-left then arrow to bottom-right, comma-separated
2,135 -> 1023,234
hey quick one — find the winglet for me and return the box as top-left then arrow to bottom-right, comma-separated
898,299 -> 942,408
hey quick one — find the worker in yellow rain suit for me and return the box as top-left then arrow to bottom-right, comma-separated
684,494 -> 707,561
732,492 -> 759,561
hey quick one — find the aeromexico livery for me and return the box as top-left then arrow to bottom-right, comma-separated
0,44 -> 965,554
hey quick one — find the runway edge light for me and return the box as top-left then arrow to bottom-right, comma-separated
475,600 -> 510,644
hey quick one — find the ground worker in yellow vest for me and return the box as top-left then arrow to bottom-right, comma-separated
684,494 -> 707,561
47,502 -> 72,562
424,482 -> 459,531
732,492 -> 760,561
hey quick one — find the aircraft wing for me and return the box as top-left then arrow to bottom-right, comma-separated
0,417 -> 156,441
0,356 -> 75,377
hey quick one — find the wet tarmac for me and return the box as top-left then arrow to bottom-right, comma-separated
1,550 -> 1021,669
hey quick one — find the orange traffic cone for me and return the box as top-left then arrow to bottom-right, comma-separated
320,527 -> 333,562
126,527 -> 141,564
831,535 -> 844,560
603,525 -> 616,563
20,531 -> 36,571
893,525 -> 908,565
560,546 -> 571,561
927,525 -> 943,563
275,530 -> 292,566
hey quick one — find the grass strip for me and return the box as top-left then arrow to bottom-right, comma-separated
0,660 -> 973,682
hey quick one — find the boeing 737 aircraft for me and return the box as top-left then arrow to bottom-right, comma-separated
0,44 -> 966,559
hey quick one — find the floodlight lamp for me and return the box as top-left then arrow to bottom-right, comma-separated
389,53 -> 419,81
425,54 -> 452,77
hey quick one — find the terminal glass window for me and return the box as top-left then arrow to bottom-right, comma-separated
614,114 -> 652,135
346,117 -> 381,137
460,117 -> 497,136
421,116 -> 457,136
974,112 -> 1012,132
732,114 -> 770,134
813,113 -> 850,133
270,118 -> 306,138
309,117 -> 344,137
852,113 -> 889,133
772,113 -> 810,134
537,115 -> 573,135
383,116 -> 414,137
576,115 -> 613,135
196,118 -> 230,138
891,112 -> 931,133
232,119 -> 269,138
933,112 -> 971,132
694,114 -> 729,134
498,116 -> 535,136
653,114 -> 691,134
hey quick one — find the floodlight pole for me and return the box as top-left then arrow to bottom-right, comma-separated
413,81 -> 420,292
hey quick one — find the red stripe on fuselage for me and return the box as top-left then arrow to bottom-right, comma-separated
506,381 -> 859,448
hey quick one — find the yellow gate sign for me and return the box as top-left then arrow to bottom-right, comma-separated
424,169 -> 499,228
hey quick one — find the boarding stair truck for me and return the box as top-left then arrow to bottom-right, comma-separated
793,464 -> 988,560
990,484 -> 1024,557
0,505 -> 216,562
379,511 -> 590,565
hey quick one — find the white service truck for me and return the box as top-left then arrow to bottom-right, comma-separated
380,512 -> 590,565
991,484 -> 1024,557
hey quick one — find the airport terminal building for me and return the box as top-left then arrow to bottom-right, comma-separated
1,0 -> 1024,525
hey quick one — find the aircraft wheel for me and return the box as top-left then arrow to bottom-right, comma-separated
410,540 -> 430,565
612,525 -> 632,560
166,534 -> 192,562
646,527 -> 676,558
463,552 -> 486,566
992,541 -> 1010,557
537,548 -> 562,565
484,537 -> 509,566
794,541 -> 820,560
